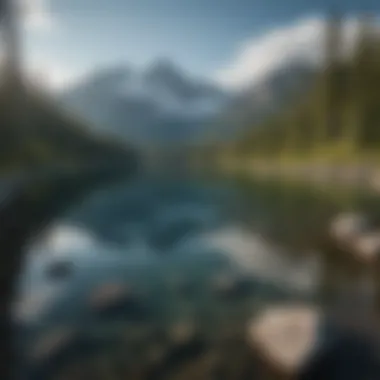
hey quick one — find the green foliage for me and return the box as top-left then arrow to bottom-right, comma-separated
223,13 -> 380,163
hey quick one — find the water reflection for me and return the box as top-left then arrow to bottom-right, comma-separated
12,175 -> 380,379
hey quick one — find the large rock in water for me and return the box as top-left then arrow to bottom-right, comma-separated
246,304 -> 320,377
247,302 -> 380,379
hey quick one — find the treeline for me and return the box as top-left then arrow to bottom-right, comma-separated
0,73 -> 136,172
0,0 -> 135,173
229,13 -> 380,162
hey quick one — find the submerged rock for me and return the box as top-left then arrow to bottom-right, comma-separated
210,272 -> 254,299
45,260 -> 74,281
88,282 -> 149,321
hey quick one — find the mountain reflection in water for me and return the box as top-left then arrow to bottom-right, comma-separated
11,176 -> 380,380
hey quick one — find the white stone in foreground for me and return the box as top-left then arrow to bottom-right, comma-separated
246,305 -> 320,375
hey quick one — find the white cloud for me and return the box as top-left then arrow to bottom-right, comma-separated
214,15 -> 367,91
19,0 -> 56,32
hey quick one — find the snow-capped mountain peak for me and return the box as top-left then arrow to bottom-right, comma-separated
59,60 -> 230,144
113,59 -> 227,118
59,57 -> 316,146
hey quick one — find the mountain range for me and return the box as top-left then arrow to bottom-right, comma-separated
58,58 -> 316,147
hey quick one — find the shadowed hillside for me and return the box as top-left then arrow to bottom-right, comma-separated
0,74 -> 137,173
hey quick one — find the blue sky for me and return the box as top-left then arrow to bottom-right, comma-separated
22,0 -> 380,90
